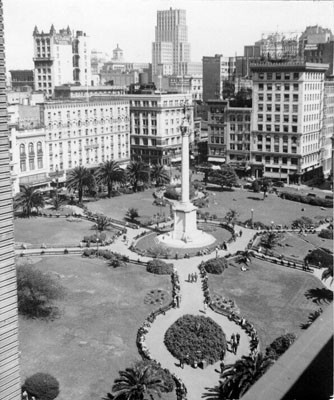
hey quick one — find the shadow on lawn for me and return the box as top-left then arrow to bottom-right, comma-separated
305,287 -> 333,305
247,196 -> 263,201
202,385 -> 221,399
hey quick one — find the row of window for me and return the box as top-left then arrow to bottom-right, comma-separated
258,114 -> 298,123
258,83 -> 299,91
258,103 -> 298,112
229,114 -> 251,122
258,124 -> 298,133
20,158 -> 43,172
258,93 -> 299,102
257,72 -> 300,81
254,155 -> 299,165
19,142 -> 43,156
257,135 -> 298,144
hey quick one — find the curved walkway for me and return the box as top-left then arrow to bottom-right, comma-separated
109,226 -> 255,399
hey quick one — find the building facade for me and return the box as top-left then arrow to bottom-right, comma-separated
33,26 -> 91,97
207,100 -> 228,164
9,70 -> 34,90
320,80 -> 334,177
152,8 -> 191,76
202,55 -> 235,102
54,85 -> 126,99
126,93 -> 193,165
250,61 -> 328,183
0,0 -> 21,398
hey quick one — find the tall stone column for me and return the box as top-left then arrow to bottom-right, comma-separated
181,118 -> 190,204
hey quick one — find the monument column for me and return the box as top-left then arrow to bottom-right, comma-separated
180,118 -> 190,204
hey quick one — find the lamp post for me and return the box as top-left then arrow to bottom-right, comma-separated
251,208 -> 254,228
271,221 -> 274,230
96,237 -> 99,256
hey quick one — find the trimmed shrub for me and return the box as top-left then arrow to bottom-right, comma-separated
318,229 -> 333,240
146,259 -> 174,275
280,191 -> 333,208
164,314 -> 227,365
203,257 -> 227,274
193,197 -> 209,208
305,248 -> 333,269
23,373 -> 59,400
164,186 -> 180,200
17,265 -> 64,320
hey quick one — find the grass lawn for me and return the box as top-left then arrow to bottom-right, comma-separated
18,255 -> 175,400
209,258 -> 333,351
86,189 -> 169,225
200,186 -> 332,226
135,224 -> 232,258
259,231 -> 333,261
14,217 -> 118,247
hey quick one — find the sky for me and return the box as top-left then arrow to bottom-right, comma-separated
3,0 -> 334,70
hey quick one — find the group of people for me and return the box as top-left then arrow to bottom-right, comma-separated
229,333 -> 241,355
188,272 -> 198,283
172,269 -> 181,308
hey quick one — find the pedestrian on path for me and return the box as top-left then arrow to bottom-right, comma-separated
236,332 -> 240,345
233,341 -> 238,355
239,229 -> 243,237
203,302 -> 207,313
194,272 -> 198,282
231,333 -> 235,344
188,273 -> 191,282
220,360 -> 225,373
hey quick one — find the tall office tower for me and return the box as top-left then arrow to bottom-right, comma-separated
202,55 -> 235,102
0,0 -> 21,399
33,26 -> 91,97
250,61 -> 328,183
152,8 -> 191,76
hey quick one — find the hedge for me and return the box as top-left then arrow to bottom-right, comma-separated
203,257 -> 227,274
318,229 -> 333,240
164,314 -> 227,365
280,191 -> 333,208
23,373 -> 60,400
305,248 -> 333,269
146,259 -> 174,275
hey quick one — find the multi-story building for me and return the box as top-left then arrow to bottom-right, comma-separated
299,25 -> 333,58
54,85 -> 126,99
207,100 -> 252,172
152,8 -> 191,77
33,25 -> 91,97
250,61 -> 328,183
320,80 -> 334,177
8,97 -> 131,193
255,32 -> 299,60
152,75 -> 202,101
207,100 -> 228,164
0,0 -> 21,398
9,69 -> 34,90
202,55 -> 235,102
41,98 -> 130,177
304,41 -> 334,77
126,92 -> 193,165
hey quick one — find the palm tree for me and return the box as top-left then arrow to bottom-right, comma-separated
14,185 -> 45,217
66,166 -> 95,203
220,353 -> 274,399
110,363 -> 167,400
321,264 -> 333,285
260,232 -> 282,254
95,160 -> 125,198
126,161 -> 149,192
151,164 -> 170,187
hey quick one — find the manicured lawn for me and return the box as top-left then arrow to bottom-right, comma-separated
18,255 -> 175,400
209,258 -> 333,352
135,224 -> 231,258
258,231 -> 333,261
199,186 -> 332,226
86,189 -> 169,224
14,217 -> 118,247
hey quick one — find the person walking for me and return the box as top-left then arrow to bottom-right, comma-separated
236,332 -> 240,345
220,360 -> 225,373
231,333 -> 235,344
188,273 -> 191,282
194,272 -> 198,282
233,341 -> 238,355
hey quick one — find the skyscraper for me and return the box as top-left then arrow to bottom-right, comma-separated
0,0 -> 21,398
152,8 -> 191,77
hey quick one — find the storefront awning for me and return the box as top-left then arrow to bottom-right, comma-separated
170,157 -> 182,162
208,157 -> 225,163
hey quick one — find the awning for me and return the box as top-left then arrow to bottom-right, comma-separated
170,157 -> 182,162
208,157 -> 225,163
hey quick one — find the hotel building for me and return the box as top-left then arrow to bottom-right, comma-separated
250,61 -> 328,183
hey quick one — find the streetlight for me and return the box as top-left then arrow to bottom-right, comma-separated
96,237 -> 99,256
251,209 -> 254,228
271,221 -> 274,230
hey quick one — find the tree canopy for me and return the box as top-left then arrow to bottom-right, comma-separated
208,166 -> 238,189
14,185 -> 45,217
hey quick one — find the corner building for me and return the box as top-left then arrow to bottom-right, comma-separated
126,93 -> 193,165
250,62 -> 328,183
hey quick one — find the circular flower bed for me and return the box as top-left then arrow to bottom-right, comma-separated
164,314 -> 226,365
144,289 -> 170,306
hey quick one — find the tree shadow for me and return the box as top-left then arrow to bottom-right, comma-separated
305,287 -> 333,305
201,385 -> 221,399
246,196 -> 262,201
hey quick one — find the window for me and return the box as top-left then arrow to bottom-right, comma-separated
259,83 -> 264,90
292,115 -> 298,123
275,84 -> 281,90
274,125 -> 280,132
293,84 -> 298,91
255,155 -> 262,162
259,73 -> 264,80
282,157 -> 287,164
20,160 -> 26,172
293,104 -> 298,113
284,94 -> 290,102
284,115 -> 289,123
293,94 -> 299,102
258,124 -> 263,131
20,144 -> 25,155
267,84 -> 272,90
293,73 -> 299,80
267,73 -> 272,80
267,104 -> 272,112
258,104 -> 264,111
284,73 -> 290,80
267,94 -> 272,101
283,126 -> 289,132
275,93 -> 281,102
258,94 -> 264,101
273,157 -> 279,164
266,115 -> 272,122
276,73 -> 281,80
258,114 -> 263,122
266,125 -> 272,132
275,104 -> 280,112
265,156 -> 271,163
284,84 -> 290,91
291,158 -> 298,165
257,135 -> 263,141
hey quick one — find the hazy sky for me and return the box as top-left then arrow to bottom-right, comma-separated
3,0 -> 334,70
